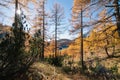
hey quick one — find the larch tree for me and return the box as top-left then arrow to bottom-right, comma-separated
34,0 -> 47,59
50,3 -> 64,57
72,0 -> 91,71
72,0 -> 120,71
32,0 -> 49,59
45,37 -> 55,56
86,24 -> 119,57
72,0 -> 120,36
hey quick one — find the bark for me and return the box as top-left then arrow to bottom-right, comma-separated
104,47 -> 110,57
114,0 -> 120,36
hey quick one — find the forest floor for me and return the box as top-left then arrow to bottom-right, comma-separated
27,56 -> 120,80
28,62 -> 89,80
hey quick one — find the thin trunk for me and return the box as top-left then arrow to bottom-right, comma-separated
105,40 -> 110,57
114,0 -> 120,36
39,29 -> 42,59
80,6 -> 84,72
104,47 -> 110,57
42,1 -> 45,59
55,7 -> 57,58
112,45 -> 115,56
15,0 -> 18,28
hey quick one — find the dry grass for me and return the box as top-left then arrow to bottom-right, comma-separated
28,62 -> 91,80
29,62 -> 71,80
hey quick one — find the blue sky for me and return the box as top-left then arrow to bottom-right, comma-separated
0,0 -> 99,40
0,0 -> 77,40
46,0 -> 93,40
46,0 -> 76,40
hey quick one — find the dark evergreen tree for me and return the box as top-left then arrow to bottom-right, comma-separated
0,8 -> 36,80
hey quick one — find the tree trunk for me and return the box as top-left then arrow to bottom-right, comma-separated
114,0 -> 120,36
42,1 -> 45,59
105,39 -> 110,57
55,6 -> 58,58
80,6 -> 84,72
104,47 -> 110,57
112,45 -> 115,56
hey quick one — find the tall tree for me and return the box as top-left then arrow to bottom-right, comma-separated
72,0 -> 120,36
72,0 -> 120,72
40,0 -> 45,59
50,3 -> 64,57
113,0 -> 120,36
33,0 -> 47,59
72,0 -> 90,72
0,1 -> 34,79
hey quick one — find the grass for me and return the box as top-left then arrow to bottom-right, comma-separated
27,48 -> 120,80
29,62 -> 71,80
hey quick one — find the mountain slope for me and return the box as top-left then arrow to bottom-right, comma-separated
57,39 -> 72,50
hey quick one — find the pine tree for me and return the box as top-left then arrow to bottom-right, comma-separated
0,1 -> 35,79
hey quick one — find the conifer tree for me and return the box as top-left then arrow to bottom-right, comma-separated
50,3 -> 64,57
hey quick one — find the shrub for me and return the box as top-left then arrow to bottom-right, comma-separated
47,55 -> 64,67
0,16 -> 38,80
110,64 -> 118,74
62,66 -> 71,73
